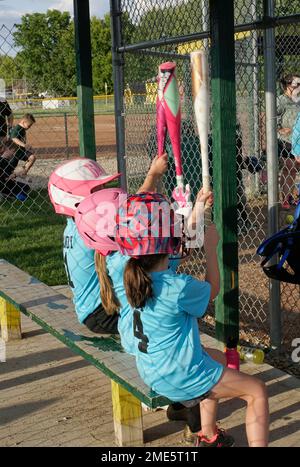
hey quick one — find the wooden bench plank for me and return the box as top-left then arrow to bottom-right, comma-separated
0,259 -> 170,410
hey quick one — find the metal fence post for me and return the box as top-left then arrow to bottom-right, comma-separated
73,0 -> 96,160
110,0 -> 127,191
210,0 -> 239,347
263,0 -> 281,349
202,0 -> 209,49
251,0 -> 261,194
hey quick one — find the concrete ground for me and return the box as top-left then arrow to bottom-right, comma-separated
0,286 -> 299,447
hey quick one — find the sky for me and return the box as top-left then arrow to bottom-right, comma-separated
0,0 -> 110,30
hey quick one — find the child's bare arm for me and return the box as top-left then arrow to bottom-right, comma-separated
137,153 -> 168,193
176,189 -> 213,265
23,154 -> 36,174
187,188 -> 213,236
11,137 -> 26,148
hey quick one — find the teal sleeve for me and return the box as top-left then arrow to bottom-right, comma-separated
178,275 -> 211,318
292,113 -> 300,157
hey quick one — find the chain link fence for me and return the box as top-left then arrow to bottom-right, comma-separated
0,23 -> 117,225
0,2 -> 299,375
117,0 -> 300,375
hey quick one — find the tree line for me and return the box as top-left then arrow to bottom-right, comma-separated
0,10 -> 114,97
0,2 -> 298,98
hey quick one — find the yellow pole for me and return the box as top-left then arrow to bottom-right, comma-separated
111,380 -> 143,446
0,297 -> 22,341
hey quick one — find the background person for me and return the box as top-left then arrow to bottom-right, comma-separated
0,97 -> 13,152
0,113 -> 36,200
277,74 -> 300,209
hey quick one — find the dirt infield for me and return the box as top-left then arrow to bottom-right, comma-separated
18,114 -> 118,190
26,114 -> 117,159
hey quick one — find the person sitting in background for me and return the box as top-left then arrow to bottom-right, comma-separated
277,74 -> 300,209
0,113 -> 36,200
291,111 -> 300,203
0,97 -> 13,152
292,112 -> 300,166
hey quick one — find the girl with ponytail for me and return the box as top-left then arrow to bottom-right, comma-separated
114,193 -> 269,448
75,169 -> 210,440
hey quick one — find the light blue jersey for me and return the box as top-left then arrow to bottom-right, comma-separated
106,252 -> 180,355
63,218 -> 101,323
106,252 -> 132,353
134,268 -> 224,402
292,112 -> 300,158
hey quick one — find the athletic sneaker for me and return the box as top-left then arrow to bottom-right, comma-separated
195,428 -> 235,447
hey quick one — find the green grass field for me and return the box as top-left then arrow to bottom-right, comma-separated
0,176 -> 140,286
0,190 -> 66,286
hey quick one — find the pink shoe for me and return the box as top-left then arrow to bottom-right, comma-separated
195,428 -> 235,447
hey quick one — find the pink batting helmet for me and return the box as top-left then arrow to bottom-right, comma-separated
75,188 -> 127,256
48,158 -> 121,217
115,192 -> 182,256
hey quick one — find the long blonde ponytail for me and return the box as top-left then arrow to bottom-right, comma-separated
124,254 -> 168,309
95,252 -> 120,315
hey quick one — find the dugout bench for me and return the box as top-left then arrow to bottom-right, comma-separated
0,259 -> 171,447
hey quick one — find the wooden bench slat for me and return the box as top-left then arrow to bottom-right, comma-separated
0,259 -> 170,409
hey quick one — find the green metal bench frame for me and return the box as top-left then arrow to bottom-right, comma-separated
0,259 -> 171,446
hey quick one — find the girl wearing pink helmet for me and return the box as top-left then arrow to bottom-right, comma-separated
48,155 -> 168,334
48,157 -> 121,217
77,187 -> 221,442
113,193 -> 269,447
48,157 -> 122,334
75,191 -> 183,351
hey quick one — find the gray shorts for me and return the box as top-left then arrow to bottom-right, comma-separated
180,390 -> 211,408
